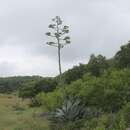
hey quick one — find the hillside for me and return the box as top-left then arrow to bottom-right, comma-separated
0,42 -> 130,130
0,76 -> 43,93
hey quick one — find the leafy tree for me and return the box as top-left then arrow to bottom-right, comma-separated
63,63 -> 87,84
87,54 -> 109,76
46,16 -> 71,81
34,78 -> 57,93
114,41 -> 130,68
19,81 -> 37,104
19,78 -> 57,105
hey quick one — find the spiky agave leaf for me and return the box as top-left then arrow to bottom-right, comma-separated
49,97 -> 85,123
48,97 -> 86,130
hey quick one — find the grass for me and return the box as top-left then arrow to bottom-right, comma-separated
0,94 -> 49,130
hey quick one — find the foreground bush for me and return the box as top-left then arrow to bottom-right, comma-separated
36,90 -> 63,111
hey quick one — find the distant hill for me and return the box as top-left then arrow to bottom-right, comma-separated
0,76 -> 43,93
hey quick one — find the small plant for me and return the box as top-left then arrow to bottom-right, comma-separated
48,96 -> 86,130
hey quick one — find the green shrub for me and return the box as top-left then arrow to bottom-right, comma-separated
64,68 -> 130,112
122,102 -> 130,127
36,90 -> 63,111
34,78 -> 57,93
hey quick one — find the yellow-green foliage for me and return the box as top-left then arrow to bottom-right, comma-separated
36,89 -> 63,111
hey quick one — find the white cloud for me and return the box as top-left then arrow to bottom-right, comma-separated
0,0 -> 130,76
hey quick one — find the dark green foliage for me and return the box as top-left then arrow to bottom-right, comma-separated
61,54 -> 109,85
114,41 -> 130,68
87,54 -> 109,76
0,76 -> 42,93
34,78 -> 57,93
19,78 -> 57,99
62,64 -> 87,84
19,81 -> 37,99
63,68 -> 130,113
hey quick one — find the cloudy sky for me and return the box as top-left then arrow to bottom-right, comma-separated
0,0 -> 130,77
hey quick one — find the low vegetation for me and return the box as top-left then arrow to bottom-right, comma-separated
0,94 -> 49,130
